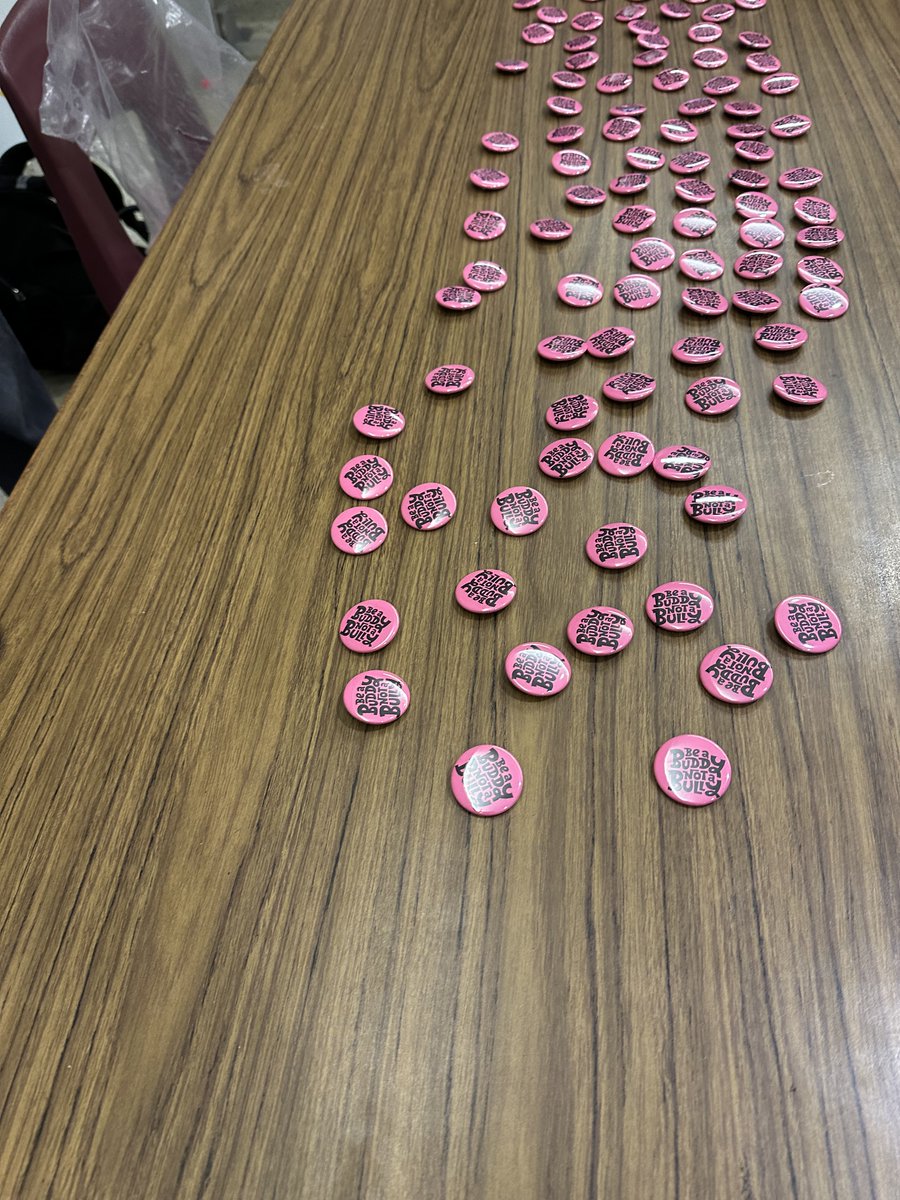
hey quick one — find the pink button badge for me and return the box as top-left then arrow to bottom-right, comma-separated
546,392 -> 600,430
586,522 -> 648,568
469,167 -> 510,190
505,642 -> 572,696
451,745 -> 524,816
654,734 -> 732,805
435,284 -> 482,312
491,486 -> 549,535
602,371 -> 656,402
645,581 -> 714,631
552,149 -> 592,175
653,444 -> 711,480
539,437 -> 595,478
586,326 -> 636,358
684,485 -> 747,523
331,506 -> 388,555
772,373 -> 827,405
684,375 -> 741,414
339,454 -> 394,499
455,568 -> 517,615
463,260 -> 508,291
774,595 -> 842,653
597,430 -> 655,475
353,404 -> 405,439
567,606 -> 634,656
482,131 -> 519,152
699,642 -> 773,704
557,273 -> 604,306
343,671 -> 410,725
400,483 -> 456,530
338,599 -> 400,653
425,363 -> 475,394
672,335 -> 725,364
464,210 -> 507,240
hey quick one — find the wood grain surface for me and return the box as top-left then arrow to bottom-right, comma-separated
1,0 -> 899,1195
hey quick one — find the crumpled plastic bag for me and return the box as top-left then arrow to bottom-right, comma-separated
40,0 -> 251,240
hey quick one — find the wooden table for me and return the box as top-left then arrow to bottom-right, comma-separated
1,0 -> 898,1194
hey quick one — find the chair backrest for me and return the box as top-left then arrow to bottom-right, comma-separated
0,0 -> 144,314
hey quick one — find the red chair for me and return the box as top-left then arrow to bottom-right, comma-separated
0,0 -> 144,314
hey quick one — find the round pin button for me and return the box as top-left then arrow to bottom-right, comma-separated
672,335 -> 724,364
793,196 -> 837,225
702,3 -> 734,19
660,116 -> 697,143
435,283 -> 482,312
522,21 -> 555,43
728,167 -> 770,188
612,205 -> 657,234
610,102 -> 647,117
774,595 -> 842,653
537,333 -> 587,361
567,605 -> 634,656
731,288 -> 782,314
566,49 -> 600,70
539,436 -> 594,478
546,392 -> 600,430
630,236 -> 676,271
586,522 -> 648,568
773,372 -> 827,405
673,207 -> 717,237
761,73 -> 801,95
586,326 -> 637,358
779,165 -> 824,191
629,16 -> 659,34
353,404 -> 405,440
674,178 -> 717,204
724,99 -> 762,117
537,5 -> 568,22
797,255 -> 844,285
654,734 -> 732,805
684,375 -> 741,415
338,599 -> 400,653
331,505 -> 388,554
669,150 -> 712,174
613,274 -> 661,309
603,116 -> 642,141
739,217 -> 785,248
552,70 -> 587,89
566,184 -> 607,206
682,286 -> 728,316
455,568 -> 517,615
738,29 -> 771,47
726,121 -> 767,139
753,322 -> 808,351
495,58 -> 529,73
616,4 -> 647,20
653,443 -> 711,480
547,94 -> 583,115
646,581 -> 714,631
734,190 -> 778,218
571,9 -> 604,30
557,274 -> 603,307
679,247 -> 725,280
684,485 -> 747,523
469,167 -> 509,193
637,31 -> 669,48
796,225 -> 844,250
693,47 -> 729,68
702,74 -> 740,94
745,51 -> 780,73
634,48 -> 668,68
512,0 -> 540,8
596,72 -> 634,94
505,642 -> 571,696
491,486 -> 549,535
770,112 -> 811,138
798,283 -> 849,320
464,210 -> 507,240
734,138 -> 774,163
340,454 -> 394,499
400,482 -> 457,531
688,21 -> 723,41
654,68 -> 691,91
734,250 -> 783,280
425,363 -> 475,394
603,370 -> 657,401
609,172 -> 650,196
564,32 -> 597,51
482,131 -> 519,153
343,670 -> 409,725
531,217 -> 574,240
597,430 -> 655,475
451,745 -> 524,816
626,145 -> 667,170
660,0 -> 691,14
700,642 -> 773,704
463,260 -> 508,292
552,148 -> 592,175
547,123 -> 585,144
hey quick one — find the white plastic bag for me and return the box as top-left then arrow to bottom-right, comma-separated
40,0 -> 251,239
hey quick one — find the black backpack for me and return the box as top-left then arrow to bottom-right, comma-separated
0,143 -> 147,372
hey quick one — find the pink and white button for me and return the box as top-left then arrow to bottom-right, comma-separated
674,207 -> 717,237
586,326 -> 636,358
552,70 -> 587,90
669,150 -> 711,174
728,167 -> 770,188
602,370 -> 656,402
557,273 -> 603,306
653,444 -> 711,480
603,116 -> 642,141
731,288 -> 781,314
779,165 -> 824,190
522,21 -> 555,43
546,392 -> 600,430
491,486 -> 549,535
798,283 -> 849,320
455,568 -> 517,615
495,58 -> 529,73
682,285 -> 728,316
596,71 -> 634,93
739,217 -> 785,249
565,184 -> 607,206
770,113 -> 811,138
451,745 -> 523,816
469,167 -> 510,190
505,642 -> 571,696
680,247 -> 724,280
734,250 -> 783,279
674,178 -> 717,204
734,190 -> 778,218
684,485 -> 747,523
547,94 -> 583,115
797,256 -> 844,285
537,333 -> 587,361
338,599 -> 400,653
626,145 -> 666,170
672,335 -> 724,364
654,734 -> 731,805
400,483 -> 456,530
464,210 -> 507,240
571,9 -> 604,30
353,404 -> 405,440
645,581 -> 714,631
654,68 -> 691,91
660,117 -> 697,143
774,595 -> 842,653
773,372 -> 827,405
331,505 -> 388,554
547,123 -> 585,144
567,606 -> 634,656
531,217 -> 574,240
586,522 -> 648,568
552,149 -> 592,175
343,670 -> 410,725
435,284 -> 482,311
598,430 -> 655,475
678,96 -> 718,115
613,273 -> 661,308
796,225 -> 844,250
612,205 -> 657,234
425,363 -> 475,394
609,172 -> 649,196
339,453 -> 394,499
699,642 -> 773,704
753,323 -> 808,351
539,437 -> 594,478
684,375 -> 740,415
793,196 -> 838,225
463,260 -> 508,291
630,237 -> 676,271
482,131 -> 519,152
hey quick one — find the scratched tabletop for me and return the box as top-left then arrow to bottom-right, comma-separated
0,0 -> 898,1195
